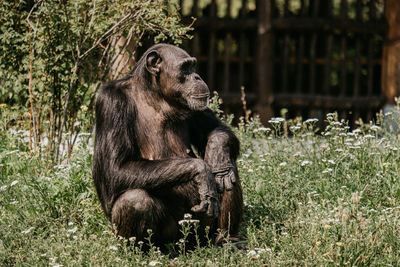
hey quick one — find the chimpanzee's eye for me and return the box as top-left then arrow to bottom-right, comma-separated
180,59 -> 197,75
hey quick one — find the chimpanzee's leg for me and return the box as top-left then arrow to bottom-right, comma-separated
170,176 -> 243,244
164,181 -> 218,246
111,189 -> 178,244
218,174 -> 243,238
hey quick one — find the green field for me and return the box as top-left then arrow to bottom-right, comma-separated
1,110 -> 400,266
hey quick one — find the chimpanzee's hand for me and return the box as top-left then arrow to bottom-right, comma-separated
191,162 -> 220,219
214,166 -> 236,193
191,193 -> 220,219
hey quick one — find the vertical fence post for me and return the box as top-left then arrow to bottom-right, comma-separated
256,0 -> 274,123
207,0 -> 217,91
191,0 -> 200,58
382,0 -> 400,105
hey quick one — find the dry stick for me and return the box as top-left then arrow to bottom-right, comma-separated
240,86 -> 251,122
36,101 -> 42,157
26,3 -> 42,156
28,24 -> 34,156
48,108 -> 55,161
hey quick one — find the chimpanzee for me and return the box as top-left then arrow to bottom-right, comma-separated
92,43 -> 243,247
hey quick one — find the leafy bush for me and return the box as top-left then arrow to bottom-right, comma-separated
0,0 -> 192,161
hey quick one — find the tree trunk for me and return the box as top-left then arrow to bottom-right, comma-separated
382,0 -> 400,104
256,0 -> 274,124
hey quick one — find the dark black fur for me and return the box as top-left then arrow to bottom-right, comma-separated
92,44 -> 243,246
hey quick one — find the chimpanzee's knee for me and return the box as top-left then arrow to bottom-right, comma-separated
111,189 -> 177,242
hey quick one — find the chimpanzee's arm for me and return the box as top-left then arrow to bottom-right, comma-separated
188,109 -> 240,192
118,158 -> 219,213
114,158 -> 213,193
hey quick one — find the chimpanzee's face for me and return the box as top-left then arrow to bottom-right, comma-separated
146,45 -> 210,111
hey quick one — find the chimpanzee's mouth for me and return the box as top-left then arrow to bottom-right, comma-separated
191,93 -> 210,99
188,93 -> 209,110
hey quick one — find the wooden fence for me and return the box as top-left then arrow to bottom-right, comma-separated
179,0 -> 387,127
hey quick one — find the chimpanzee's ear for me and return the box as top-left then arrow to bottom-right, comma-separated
146,51 -> 162,75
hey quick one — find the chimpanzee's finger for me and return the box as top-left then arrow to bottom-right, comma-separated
229,169 -> 236,184
206,200 -> 219,218
214,201 -> 220,218
224,174 -> 233,191
216,177 -> 224,193
191,201 -> 207,213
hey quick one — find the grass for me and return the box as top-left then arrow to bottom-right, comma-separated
1,109 -> 400,266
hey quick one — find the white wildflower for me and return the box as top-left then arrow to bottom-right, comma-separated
268,117 -> 285,124
248,250 -> 258,257
258,127 -> 271,132
109,245 -> 118,251
10,180 -> 19,186
290,125 -> 301,131
326,113 -> 336,119
328,160 -> 335,165
300,160 -> 311,166
178,218 -> 200,225
247,248 -> 268,259
370,125 -> 381,131
279,162 -> 287,166
5,150 -> 19,155
149,261 -> 162,266
0,185 -> 7,191
304,118 -> 318,123
67,227 -> 78,233
364,134 -> 375,139
21,227 -> 34,234
322,168 -> 333,174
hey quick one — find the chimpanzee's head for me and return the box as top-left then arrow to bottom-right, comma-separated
144,44 -> 210,111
